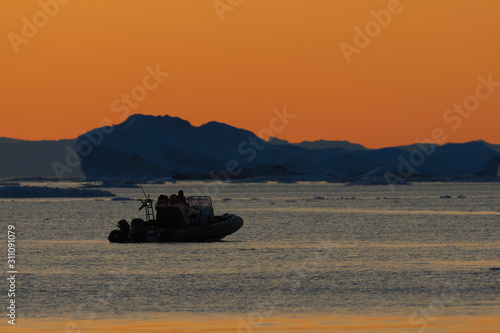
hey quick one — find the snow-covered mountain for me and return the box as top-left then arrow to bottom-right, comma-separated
76,114 -> 500,181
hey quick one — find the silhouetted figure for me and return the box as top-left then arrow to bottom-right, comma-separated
169,194 -> 179,204
156,195 -> 169,222
178,190 -> 187,205
156,194 -> 169,208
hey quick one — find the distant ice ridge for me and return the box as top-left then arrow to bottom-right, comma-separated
81,180 -> 140,189
111,197 -> 134,201
77,114 -> 500,182
0,186 -> 115,198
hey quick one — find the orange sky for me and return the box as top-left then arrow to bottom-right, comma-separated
1,0 -> 500,148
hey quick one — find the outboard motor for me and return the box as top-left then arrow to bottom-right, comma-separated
108,219 -> 130,243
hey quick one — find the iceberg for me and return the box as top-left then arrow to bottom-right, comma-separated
0,186 -> 115,198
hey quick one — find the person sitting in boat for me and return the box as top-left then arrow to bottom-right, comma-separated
173,190 -> 197,224
178,190 -> 188,205
156,194 -> 169,209
169,194 -> 179,205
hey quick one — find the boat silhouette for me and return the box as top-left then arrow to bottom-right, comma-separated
108,195 -> 244,243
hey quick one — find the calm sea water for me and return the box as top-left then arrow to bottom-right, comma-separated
2,182 -> 500,322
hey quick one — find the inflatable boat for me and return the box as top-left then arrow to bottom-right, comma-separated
108,196 -> 243,243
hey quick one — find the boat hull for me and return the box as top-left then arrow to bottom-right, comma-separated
108,215 -> 243,243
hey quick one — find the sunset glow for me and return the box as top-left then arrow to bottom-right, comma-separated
1,0 -> 500,148
4,315 -> 500,333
